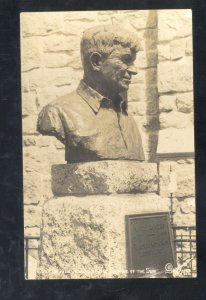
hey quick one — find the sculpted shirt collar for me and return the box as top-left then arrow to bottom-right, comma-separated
76,80 -> 128,114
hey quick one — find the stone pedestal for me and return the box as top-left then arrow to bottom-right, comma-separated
51,160 -> 158,195
37,161 -> 169,279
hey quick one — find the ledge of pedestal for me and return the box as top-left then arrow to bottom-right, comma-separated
37,194 -> 169,279
51,160 -> 158,196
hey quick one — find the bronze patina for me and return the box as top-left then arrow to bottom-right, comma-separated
37,25 -> 145,163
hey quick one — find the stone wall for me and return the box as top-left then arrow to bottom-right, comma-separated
157,9 -> 193,150
158,159 -> 195,226
157,10 -> 195,227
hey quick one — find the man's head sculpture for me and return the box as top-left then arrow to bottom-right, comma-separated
37,24 -> 145,163
80,25 -> 142,97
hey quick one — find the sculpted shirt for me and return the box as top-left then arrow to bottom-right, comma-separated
37,80 -> 145,163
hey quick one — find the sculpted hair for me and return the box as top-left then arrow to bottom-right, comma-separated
80,24 -> 142,74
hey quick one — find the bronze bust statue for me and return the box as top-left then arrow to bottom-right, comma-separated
37,25 -> 145,163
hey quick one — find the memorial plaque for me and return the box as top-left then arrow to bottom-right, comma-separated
126,212 -> 176,276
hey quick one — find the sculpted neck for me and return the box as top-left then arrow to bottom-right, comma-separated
83,75 -> 118,100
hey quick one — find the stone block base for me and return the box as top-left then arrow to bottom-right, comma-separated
51,161 -> 158,196
37,194 -> 170,279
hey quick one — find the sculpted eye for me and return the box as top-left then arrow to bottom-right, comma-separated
122,55 -> 132,64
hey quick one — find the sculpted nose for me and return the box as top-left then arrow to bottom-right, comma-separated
127,64 -> 137,75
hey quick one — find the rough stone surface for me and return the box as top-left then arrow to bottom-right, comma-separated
128,101 -> 146,116
164,197 -> 195,226
159,111 -> 192,129
176,92 -> 193,113
37,194 -> 170,279
173,206 -> 196,226
24,136 -> 36,147
158,44 -> 170,61
158,57 -> 193,93
22,115 -> 39,135
176,164 -> 195,198
21,37 -> 43,72
54,139 -> 65,150
129,101 -> 148,117
37,135 -> 51,148
35,85 -> 72,111
128,83 -> 146,103
24,227 -> 40,238
170,39 -> 186,60
42,52 -> 72,68
23,145 -> 65,211
27,67 -> 78,92
131,69 -> 146,85
185,36 -> 193,56
158,36 -> 191,62
23,170 -> 42,205
157,127 -> 194,154
159,160 -> 195,198
127,10 -> 154,30
24,206 -> 43,228
159,95 -> 176,112
22,91 -> 37,117
158,10 -> 192,42
20,13 -> 65,37
52,161 -> 158,196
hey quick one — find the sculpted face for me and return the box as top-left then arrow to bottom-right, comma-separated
100,46 -> 138,94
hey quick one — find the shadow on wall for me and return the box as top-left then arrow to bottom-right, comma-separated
144,10 -> 159,162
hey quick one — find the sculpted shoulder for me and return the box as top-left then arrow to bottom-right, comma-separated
46,89 -> 92,120
49,90 -> 83,111
37,89 -> 86,143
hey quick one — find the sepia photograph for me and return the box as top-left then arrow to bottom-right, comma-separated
20,9 -> 196,279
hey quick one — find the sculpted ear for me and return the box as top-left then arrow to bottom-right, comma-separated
90,52 -> 102,71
